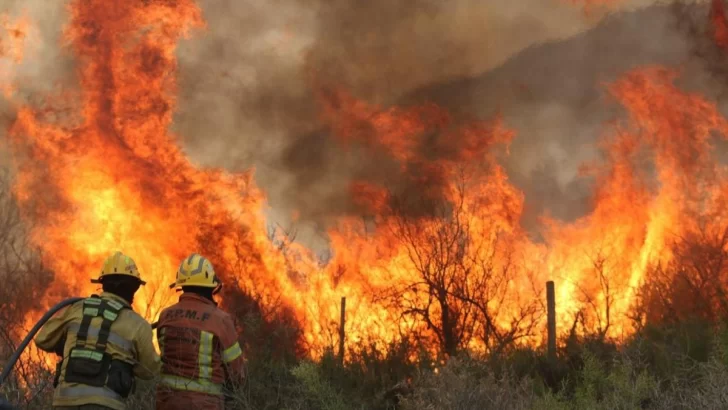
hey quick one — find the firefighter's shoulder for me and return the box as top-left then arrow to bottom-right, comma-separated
118,307 -> 153,332
213,307 -> 239,330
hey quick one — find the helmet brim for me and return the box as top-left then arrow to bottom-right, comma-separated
172,283 -> 221,289
92,274 -> 146,286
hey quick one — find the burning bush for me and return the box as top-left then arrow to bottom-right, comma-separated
637,223 -> 728,326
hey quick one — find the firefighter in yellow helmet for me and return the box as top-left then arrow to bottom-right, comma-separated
35,252 -> 161,410
155,253 -> 245,410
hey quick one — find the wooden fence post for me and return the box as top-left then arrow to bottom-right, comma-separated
339,296 -> 346,365
547,281 -> 556,360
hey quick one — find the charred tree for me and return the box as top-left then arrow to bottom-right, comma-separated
380,170 -> 541,357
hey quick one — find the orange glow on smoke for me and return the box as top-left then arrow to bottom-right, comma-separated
563,0 -> 623,15
712,0 -> 728,51
0,12 -> 29,97
3,0 -> 728,363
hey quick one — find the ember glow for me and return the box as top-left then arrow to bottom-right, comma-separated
3,0 -> 728,360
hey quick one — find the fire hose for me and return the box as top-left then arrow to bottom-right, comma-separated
0,298 -> 161,385
0,297 -> 83,409
0,297 -> 84,386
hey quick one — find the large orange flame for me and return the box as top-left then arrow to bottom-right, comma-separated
544,67 -> 728,337
3,0 -> 728,362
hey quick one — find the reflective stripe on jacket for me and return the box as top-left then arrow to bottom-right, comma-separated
155,293 -> 244,410
35,292 -> 161,410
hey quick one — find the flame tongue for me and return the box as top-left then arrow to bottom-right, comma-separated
7,0 -> 325,351
63,0 -> 202,164
7,0 -> 250,320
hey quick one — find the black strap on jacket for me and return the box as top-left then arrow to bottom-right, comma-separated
74,295 -> 127,351
62,294 -> 135,398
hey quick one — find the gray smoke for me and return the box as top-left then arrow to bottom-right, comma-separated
171,0 -> 639,246
405,0 -> 726,234
173,0 -> 720,247
1,0 -> 722,250
0,0 -> 76,162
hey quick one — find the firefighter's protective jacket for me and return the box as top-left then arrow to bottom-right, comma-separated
35,292 -> 161,410
155,293 -> 244,410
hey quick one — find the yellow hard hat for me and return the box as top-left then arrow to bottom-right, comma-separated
169,253 -> 221,290
91,251 -> 146,285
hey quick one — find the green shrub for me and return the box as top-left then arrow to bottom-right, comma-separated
290,360 -> 349,410
533,351 -> 658,410
400,356 -> 535,410
6,313 -> 728,409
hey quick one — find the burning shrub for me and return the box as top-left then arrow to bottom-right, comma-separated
377,176 -> 542,356
0,170 -> 56,409
637,223 -> 728,327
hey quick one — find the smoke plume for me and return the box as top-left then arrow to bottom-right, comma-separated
169,0 -> 624,244
1,0 -> 722,247
0,0 -> 76,161
171,0 -> 717,245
